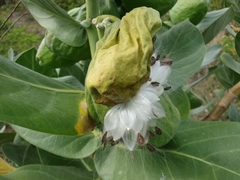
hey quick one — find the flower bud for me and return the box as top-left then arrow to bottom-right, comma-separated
86,7 -> 162,106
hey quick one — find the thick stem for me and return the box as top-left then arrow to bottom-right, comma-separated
86,0 -> 99,19
85,0 -> 99,58
203,82 -> 240,121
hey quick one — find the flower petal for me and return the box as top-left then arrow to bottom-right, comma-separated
122,129 -> 138,150
104,105 -> 120,131
151,61 -> 171,84
151,101 -> 165,119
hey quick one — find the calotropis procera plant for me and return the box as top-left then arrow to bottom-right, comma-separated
0,0 -> 240,180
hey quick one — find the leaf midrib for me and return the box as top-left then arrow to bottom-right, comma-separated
0,73 -> 82,94
164,149 -> 240,177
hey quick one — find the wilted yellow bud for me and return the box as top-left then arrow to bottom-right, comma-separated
86,7 -> 162,106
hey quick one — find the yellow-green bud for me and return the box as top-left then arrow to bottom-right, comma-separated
86,7 -> 162,106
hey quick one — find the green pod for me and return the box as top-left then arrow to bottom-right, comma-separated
169,0 -> 209,25
45,31 -> 91,61
121,0 -> 177,16
36,38 -> 78,68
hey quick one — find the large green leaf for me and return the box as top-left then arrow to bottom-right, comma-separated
12,125 -> 101,159
2,143 -> 41,166
201,7 -> 235,44
154,20 -> 206,92
226,0 -> 240,23
37,148 -> 87,169
1,165 -> 95,180
95,119 -> 240,180
21,0 -> 87,47
15,47 -> 57,77
0,56 -> 85,135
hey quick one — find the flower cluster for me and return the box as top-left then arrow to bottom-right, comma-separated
102,55 -> 172,151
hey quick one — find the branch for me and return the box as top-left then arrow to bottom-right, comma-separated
0,11 -> 29,42
203,82 -> 240,121
0,1 -> 21,31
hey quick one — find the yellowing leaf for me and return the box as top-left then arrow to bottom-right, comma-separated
75,99 -> 95,135
0,157 -> 16,175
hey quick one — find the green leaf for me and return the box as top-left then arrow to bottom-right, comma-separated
0,133 -> 15,147
168,88 -> 190,118
201,44 -> 222,69
12,125 -> 101,159
214,88 -> 225,99
59,63 -> 86,85
236,32 -> 240,57
95,119 -> 240,180
197,8 -> 233,31
99,0 -> 120,17
201,7 -> 235,44
226,0 -> 240,23
15,47 -> 57,77
226,24 -> 237,37
1,165 -> 95,180
155,20 -> 206,92
2,143 -> 41,166
7,48 -> 15,61
149,93 -> 181,147
53,76 -> 84,90
0,122 -> 5,132
21,0 -> 87,47
37,148 -> 87,169
185,89 -> 203,109
190,101 -> 214,116
215,66 -> 240,89
0,56 -> 86,135
229,104 -> 240,122
221,52 -> 240,74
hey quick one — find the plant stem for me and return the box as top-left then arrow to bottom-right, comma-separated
85,0 -> 99,58
203,82 -> 240,121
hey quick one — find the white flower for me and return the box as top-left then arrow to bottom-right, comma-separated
103,60 -> 171,151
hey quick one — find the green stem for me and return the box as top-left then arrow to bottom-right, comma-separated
86,0 -> 99,19
85,0 -> 99,58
